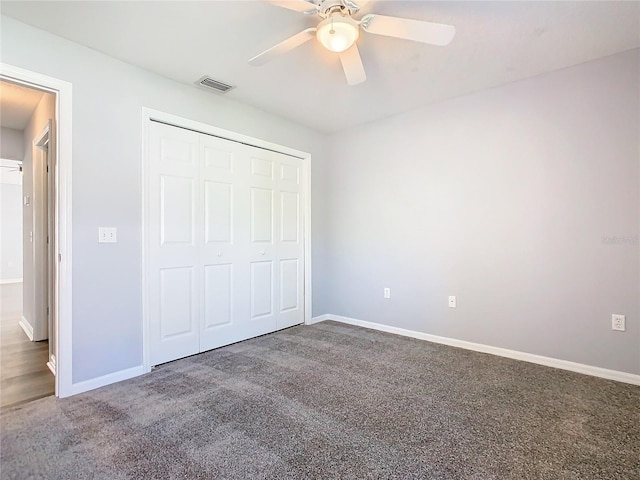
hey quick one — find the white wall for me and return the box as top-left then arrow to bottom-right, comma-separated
0,159 -> 23,282
1,15 -> 327,384
0,127 -> 24,160
324,49 -> 639,375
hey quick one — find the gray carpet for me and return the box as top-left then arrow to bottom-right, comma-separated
1,321 -> 639,479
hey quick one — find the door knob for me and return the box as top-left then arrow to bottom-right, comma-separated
261,251 -> 266,255
217,252 -> 222,257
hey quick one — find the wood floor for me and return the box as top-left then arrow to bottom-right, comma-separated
0,283 -> 54,409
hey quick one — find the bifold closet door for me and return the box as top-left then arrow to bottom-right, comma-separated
148,121 -> 305,366
199,141 -> 305,349
148,123 -> 201,366
246,148 -> 305,336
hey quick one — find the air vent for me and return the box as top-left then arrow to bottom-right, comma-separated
197,76 -> 234,93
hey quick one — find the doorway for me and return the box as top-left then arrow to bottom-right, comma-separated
0,81 -> 56,408
0,64 -> 72,401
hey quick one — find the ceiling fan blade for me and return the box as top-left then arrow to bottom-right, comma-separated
342,0 -> 370,13
265,0 -> 320,13
338,44 -> 367,86
360,14 -> 455,46
249,28 -> 317,66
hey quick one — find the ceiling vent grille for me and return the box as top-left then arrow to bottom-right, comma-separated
197,76 -> 234,93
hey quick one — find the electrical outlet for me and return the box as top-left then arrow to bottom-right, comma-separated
384,288 -> 391,299
612,314 -> 626,332
448,296 -> 456,308
98,227 -> 117,243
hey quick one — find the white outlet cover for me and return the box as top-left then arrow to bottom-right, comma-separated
612,314 -> 626,332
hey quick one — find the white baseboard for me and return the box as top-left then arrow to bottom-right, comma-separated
47,354 -> 57,376
0,278 -> 23,284
18,317 -> 34,341
70,365 -> 145,396
314,314 -> 640,386
308,314 -> 331,325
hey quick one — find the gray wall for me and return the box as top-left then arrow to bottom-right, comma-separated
324,49 -> 639,375
0,127 -> 24,160
1,15 -> 327,383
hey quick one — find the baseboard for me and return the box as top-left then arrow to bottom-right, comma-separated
46,354 -> 57,376
316,314 -> 640,386
18,317 -> 34,341
0,278 -> 23,284
309,314 -> 331,325
70,365 -> 145,396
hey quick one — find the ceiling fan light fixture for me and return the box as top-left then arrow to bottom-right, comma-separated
316,15 -> 359,53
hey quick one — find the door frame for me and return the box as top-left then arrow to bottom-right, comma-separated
33,122 -> 51,343
1,63 -> 73,398
141,108 -> 312,373
34,121 -> 57,372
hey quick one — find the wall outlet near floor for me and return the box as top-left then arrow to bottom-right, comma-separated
448,296 -> 456,308
611,314 -> 625,332
384,288 -> 391,299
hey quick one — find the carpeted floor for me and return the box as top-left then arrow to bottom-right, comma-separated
1,321 -> 638,479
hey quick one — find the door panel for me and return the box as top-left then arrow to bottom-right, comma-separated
204,181 -> 232,244
280,259 -> 299,312
276,156 -> 304,329
280,163 -> 299,184
149,123 -> 200,365
251,187 -> 273,244
160,175 -> 195,245
199,136 -> 250,351
250,260 -> 273,319
203,264 -> 233,329
159,267 -> 194,338
160,136 -> 195,164
280,192 -> 299,243
203,145 -> 233,171
251,156 -> 273,179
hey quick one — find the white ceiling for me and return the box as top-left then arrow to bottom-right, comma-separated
2,1 -> 639,134
0,80 -> 45,130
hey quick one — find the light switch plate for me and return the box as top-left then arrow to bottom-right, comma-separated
448,296 -> 457,308
98,227 -> 117,243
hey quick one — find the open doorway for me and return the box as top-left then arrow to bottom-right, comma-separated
0,80 -> 56,408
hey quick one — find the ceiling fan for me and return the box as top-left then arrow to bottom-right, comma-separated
249,0 -> 456,86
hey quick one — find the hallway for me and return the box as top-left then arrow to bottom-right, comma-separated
0,283 -> 54,409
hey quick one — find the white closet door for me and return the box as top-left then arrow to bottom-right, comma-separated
149,122 -> 201,366
148,121 -> 305,366
199,136 -> 252,351
247,148 -> 279,338
276,155 -> 304,329
246,148 -> 305,334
